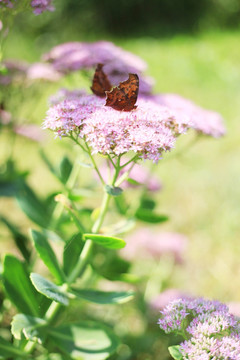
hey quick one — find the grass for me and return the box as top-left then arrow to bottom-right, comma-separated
1,28 -> 240,304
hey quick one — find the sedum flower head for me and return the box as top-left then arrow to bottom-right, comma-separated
121,229 -> 187,263
186,311 -> 237,337
158,297 -> 230,333
0,60 -> 28,86
43,93 -> 191,162
0,0 -> 14,8
43,41 -> 154,94
30,0 -> 54,14
26,62 -> 61,81
159,297 -> 240,359
0,0 -> 54,14
180,334 -> 240,360
153,93 -> 225,138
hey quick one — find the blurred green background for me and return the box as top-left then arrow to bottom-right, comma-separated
1,0 -> 240,308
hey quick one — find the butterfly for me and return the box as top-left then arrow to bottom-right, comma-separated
90,63 -> 112,97
91,64 -> 139,111
105,73 -> 139,111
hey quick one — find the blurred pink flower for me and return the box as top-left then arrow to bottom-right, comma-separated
27,62 -> 61,82
43,93 -> 191,162
43,41 -> 154,94
228,302 -> 240,318
150,289 -> 189,311
153,93 -> 225,138
0,60 -> 28,86
121,228 -> 188,263
0,108 -> 12,125
31,0 -> 55,14
0,0 -> 14,8
14,124 -> 45,142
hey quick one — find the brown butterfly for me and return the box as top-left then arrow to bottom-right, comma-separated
90,63 -> 112,97
105,73 -> 139,111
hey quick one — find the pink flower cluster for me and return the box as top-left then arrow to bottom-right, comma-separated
0,0 -> 14,8
43,41 -> 154,94
159,297 -> 240,360
43,92 -> 191,162
0,0 -> 54,13
121,229 -> 187,263
153,93 -> 225,138
30,0 -> 54,14
158,297 -> 230,333
0,59 -> 61,85
180,333 -> 240,359
0,60 -> 28,86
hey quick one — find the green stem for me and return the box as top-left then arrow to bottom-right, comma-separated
85,141 -> 105,185
120,154 -> 139,169
70,134 -> 105,185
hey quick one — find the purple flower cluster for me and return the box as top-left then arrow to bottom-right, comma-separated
43,92 -> 191,162
0,0 -> 14,8
158,297 -> 240,359
0,60 -> 28,86
43,41 -> 154,94
30,0 -> 54,14
26,62 -> 61,81
121,229 -> 187,263
180,333 -> 240,359
153,93 -> 225,138
0,0 -> 54,13
0,59 -> 61,85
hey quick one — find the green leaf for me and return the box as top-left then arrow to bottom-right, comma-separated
127,177 -> 142,186
117,273 -> 140,283
16,183 -> 50,227
11,314 -> 47,343
0,335 -> 27,358
92,251 -> 131,281
30,273 -> 69,306
83,234 -> 126,249
2,255 -> 40,316
168,345 -> 183,360
0,179 -> 22,197
59,156 -> 72,184
135,208 -> 169,223
63,234 -> 84,276
49,321 -> 120,360
140,197 -> 156,210
0,216 -> 31,262
71,289 -> 134,304
31,230 -> 65,284
105,185 -> 123,197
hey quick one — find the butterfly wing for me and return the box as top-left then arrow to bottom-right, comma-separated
105,73 -> 139,111
91,63 -> 112,97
